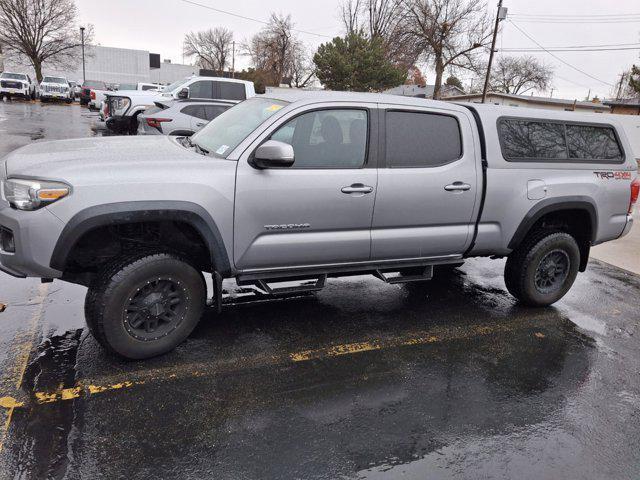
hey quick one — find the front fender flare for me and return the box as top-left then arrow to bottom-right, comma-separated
50,201 -> 231,275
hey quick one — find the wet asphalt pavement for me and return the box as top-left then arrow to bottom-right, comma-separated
0,100 -> 640,479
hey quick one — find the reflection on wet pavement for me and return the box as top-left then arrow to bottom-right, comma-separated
0,102 -> 639,479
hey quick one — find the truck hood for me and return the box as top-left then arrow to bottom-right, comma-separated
3,136 -> 200,179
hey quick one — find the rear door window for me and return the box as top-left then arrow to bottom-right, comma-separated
385,111 -> 462,167
181,105 -> 207,119
204,105 -> 230,120
566,124 -> 623,161
189,81 -> 214,99
216,82 -> 246,100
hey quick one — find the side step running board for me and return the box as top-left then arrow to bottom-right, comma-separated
253,275 -> 327,295
374,265 -> 433,284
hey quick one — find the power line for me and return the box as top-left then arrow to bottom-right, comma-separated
507,20 -> 614,87
511,12 -> 640,18
509,18 -> 640,24
179,0 -> 333,38
502,47 -> 640,53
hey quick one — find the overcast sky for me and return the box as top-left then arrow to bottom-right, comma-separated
77,0 -> 640,100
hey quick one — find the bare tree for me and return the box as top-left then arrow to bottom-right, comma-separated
183,27 -> 233,73
245,13 -> 312,87
0,0 -> 91,81
339,0 -> 414,67
487,55 -> 553,95
398,0 -> 493,99
290,43 -> 315,88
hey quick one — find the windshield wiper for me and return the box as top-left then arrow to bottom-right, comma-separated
184,136 -> 209,156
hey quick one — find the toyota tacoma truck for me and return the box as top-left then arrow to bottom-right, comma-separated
0,92 -> 637,359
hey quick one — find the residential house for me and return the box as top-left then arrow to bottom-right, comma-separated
602,98 -> 640,115
446,92 -> 610,113
384,84 -> 466,98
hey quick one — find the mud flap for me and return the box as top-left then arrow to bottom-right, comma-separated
212,271 -> 223,314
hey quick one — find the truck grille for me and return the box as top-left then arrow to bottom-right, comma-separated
43,85 -> 66,93
1,81 -> 21,89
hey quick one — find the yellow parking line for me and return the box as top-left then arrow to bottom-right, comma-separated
0,283 -> 48,454
0,314 -> 550,415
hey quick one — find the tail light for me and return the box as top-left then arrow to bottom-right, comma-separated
146,117 -> 172,131
90,90 -> 96,100
630,178 -> 640,214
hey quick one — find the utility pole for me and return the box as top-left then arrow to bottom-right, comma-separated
231,41 -> 236,78
616,73 -> 625,100
482,1 -> 508,103
80,27 -> 86,82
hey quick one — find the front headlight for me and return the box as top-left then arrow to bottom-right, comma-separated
1,178 -> 70,211
111,97 -> 131,116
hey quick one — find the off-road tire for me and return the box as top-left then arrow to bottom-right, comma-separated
504,230 -> 580,307
84,253 -> 206,359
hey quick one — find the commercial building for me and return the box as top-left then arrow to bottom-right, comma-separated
1,45 -> 196,85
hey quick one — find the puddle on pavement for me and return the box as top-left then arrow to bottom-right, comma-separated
8,329 -> 83,479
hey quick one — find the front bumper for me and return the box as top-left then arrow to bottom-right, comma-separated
0,204 -> 65,279
41,92 -> 70,100
0,87 -> 29,97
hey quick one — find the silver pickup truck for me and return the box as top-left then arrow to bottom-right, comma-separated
1,91 -> 637,359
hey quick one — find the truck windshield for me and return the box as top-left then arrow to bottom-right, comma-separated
1,73 -> 26,80
190,98 -> 288,158
164,77 -> 190,94
42,77 -> 67,84
83,80 -> 106,89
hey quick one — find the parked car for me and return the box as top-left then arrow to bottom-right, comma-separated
0,72 -> 36,100
68,81 -> 78,101
39,76 -> 73,103
73,80 -> 83,99
79,80 -> 107,106
137,99 -> 235,135
0,92 -> 637,360
105,76 -> 254,135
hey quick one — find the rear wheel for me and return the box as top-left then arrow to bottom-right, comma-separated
85,253 -> 206,359
504,230 -> 580,307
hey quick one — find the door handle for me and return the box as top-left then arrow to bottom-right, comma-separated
444,182 -> 471,192
341,184 -> 374,194
196,122 -> 206,127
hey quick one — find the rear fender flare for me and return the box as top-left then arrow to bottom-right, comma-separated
508,197 -> 597,272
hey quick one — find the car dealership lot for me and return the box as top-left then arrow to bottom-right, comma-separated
0,101 -> 640,479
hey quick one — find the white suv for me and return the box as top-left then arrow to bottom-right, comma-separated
0,72 -> 36,100
39,76 -> 73,103
105,76 -> 255,134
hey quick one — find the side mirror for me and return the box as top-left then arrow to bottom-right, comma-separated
177,87 -> 189,99
252,140 -> 295,169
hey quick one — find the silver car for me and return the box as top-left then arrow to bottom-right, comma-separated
137,99 -> 235,136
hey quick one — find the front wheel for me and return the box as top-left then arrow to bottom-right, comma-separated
85,253 -> 206,359
504,230 -> 580,307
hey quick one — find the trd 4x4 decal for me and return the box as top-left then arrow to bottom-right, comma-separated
594,171 -> 632,180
